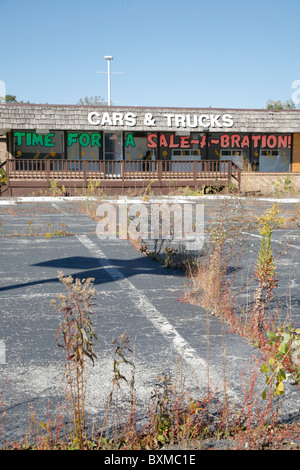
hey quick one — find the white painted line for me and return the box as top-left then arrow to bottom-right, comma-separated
241,231 -> 300,250
1,194 -> 300,205
0,341 -> 6,364
76,234 -> 238,400
0,292 -> 60,300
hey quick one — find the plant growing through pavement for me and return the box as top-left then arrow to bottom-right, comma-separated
52,271 -> 97,450
252,205 -> 285,344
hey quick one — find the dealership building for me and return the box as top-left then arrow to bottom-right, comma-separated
1,103 -> 300,196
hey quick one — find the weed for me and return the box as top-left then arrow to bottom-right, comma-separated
252,205 -> 285,343
28,220 -> 34,236
0,379 -> 7,442
52,272 -> 97,450
49,180 -> 66,197
97,333 -> 133,450
0,167 -> 7,187
271,176 -> 296,196
27,399 -> 68,450
260,325 -> 300,399
143,180 -> 156,201
184,199 -> 253,315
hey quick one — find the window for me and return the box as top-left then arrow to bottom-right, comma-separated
220,149 -> 244,169
171,148 -> 201,159
14,131 -> 64,159
104,132 -> 122,160
259,149 -> 290,172
124,132 -> 156,161
66,132 -> 102,160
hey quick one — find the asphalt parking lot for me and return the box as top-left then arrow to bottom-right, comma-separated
0,196 -> 299,443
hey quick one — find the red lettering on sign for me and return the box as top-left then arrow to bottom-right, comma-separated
169,134 -> 179,148
267,135 -> 277,148
159,134 -> 168,148
199,134 -> 207,148
147,133 -> 157,148
241,135 -> 250,148
231,134 -> 241,148
252,135 -> 261,148
261,135 -> 267,148
180,136 -> 190,148
220,135 -> 230,148
277,135 -> 288,149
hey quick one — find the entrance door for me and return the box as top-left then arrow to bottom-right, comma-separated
104,132 -> 123,176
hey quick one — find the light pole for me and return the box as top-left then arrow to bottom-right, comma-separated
104,55 -> 113,106
95,56 -> 123,106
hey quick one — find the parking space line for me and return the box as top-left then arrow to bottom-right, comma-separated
76,234 -> 238,400
241,231 -> 300,250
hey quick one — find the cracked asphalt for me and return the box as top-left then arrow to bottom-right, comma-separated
0,196 -> 299,444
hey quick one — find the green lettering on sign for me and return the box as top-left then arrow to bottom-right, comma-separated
79,133 -> 90,147
67,132 -> 102,147
32,133 -> 44,146
67,132 -> 79,147
125,133 -> 135,148
14,132 -> 26,146
44,133 -> 55,147
91,133 -> 101,147
26,133 -> 32,146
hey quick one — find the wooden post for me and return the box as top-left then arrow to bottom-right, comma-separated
83,160 -> 87,188
100,160 -> 104,179
46,159 -> 50,186
122,161 -> 125,184
237,165 -> 241,192
157,160 -> 162,184
193,159 -> 197,183
6,159 -> 11,196
228,160 -> 232,187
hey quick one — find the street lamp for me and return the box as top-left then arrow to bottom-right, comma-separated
104,56 -> 113,106
96,56 -> 123,106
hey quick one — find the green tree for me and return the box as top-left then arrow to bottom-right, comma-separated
266,99 -> 296,109
77,96 -> 105,105
0,95 -> 30,103
4,95 -> 18,103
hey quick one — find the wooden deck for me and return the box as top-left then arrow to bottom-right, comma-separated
2,159 -> 241,196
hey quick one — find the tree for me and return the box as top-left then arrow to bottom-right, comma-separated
4,95 -> 18,103
0,95 -> 30,103
0,95 -> 17,103
266,99 -> 296,109
77,96 -> 105,106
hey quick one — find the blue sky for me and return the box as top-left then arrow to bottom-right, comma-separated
0,0 -> 299,109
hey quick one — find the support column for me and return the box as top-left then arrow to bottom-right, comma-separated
292,133 -> 300,172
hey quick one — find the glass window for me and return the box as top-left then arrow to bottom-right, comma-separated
124,132 -> 156,161
104,132 -> 122,160
14,131 -> 64,159
251,133 -> 291,172
220,149 -> 244,169
67,132 -> 102,160
259,149 -> 290,172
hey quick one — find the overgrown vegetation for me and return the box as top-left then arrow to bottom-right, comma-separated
1,265 -> 299,450
51,273 -> 98,450
1,196 -> 300,450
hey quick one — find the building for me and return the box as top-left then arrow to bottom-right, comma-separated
1,103 -> 300,196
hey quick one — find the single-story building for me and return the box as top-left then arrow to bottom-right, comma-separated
1,103 -> 300,196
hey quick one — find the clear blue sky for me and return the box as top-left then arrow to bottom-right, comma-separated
0,0 -> 299,109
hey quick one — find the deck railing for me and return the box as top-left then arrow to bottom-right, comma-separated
5,159 -> 241,189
